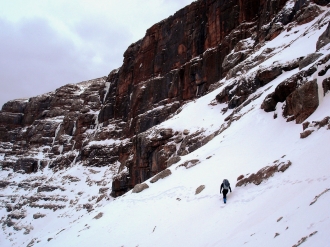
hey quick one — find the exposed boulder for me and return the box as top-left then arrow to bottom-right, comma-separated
177,131 -> 204,155
222,51 -> 247,72
282,57 -> 303,72
222,38 -> 254,72
33,213 -> 46,219
132,183 -> 149,193
265,22 -> 284,41
299,53 -> 323,70
183,129 -> 190,135
236,160 -> 292,187
322,77 -> 330,95
261,71 -> 307,112
317,22 -> 330,50
93,212 -> 104,219
1,99 -> 28,113
166,155 -> 181,167
300,116 -> 330,138
13,158 -> 39,174
195,185 -> 205,195
300,130 -> 314,138
0,112 -> 24,126
311,116 -> 330,128
295,2 -> 322,25
150,169 -> 172,183
96,194 -> 106,203
284,79 -> 319,124
255,66 -> 283,87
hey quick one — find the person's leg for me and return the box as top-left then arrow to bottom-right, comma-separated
223,189 -> 228,203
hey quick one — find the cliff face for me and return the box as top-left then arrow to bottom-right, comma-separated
1,0 -> 330,199
102,0 -> 289,136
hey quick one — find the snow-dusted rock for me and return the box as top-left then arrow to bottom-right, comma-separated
299,53 -> 323,70
236,160 -> 292,187
132,183 -> 149,193
284,79 -> 319,123
150,169 -> 172,183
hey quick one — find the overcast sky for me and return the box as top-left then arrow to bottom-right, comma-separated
0,0 -> 195,108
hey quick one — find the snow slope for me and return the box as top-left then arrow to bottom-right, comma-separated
1,4 -> 330,247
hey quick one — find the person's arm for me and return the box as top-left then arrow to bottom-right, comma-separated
229,185 -> 232,192
220,183 -> 223,193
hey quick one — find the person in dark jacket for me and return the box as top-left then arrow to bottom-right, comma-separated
220,179 -> 232,204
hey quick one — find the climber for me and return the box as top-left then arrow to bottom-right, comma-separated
220,179 -> 232,204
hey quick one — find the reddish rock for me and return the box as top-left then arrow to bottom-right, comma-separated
261,71 -> 306,112
13,158 -> 39,174
300,130 -> 314,138
255,66 -> 283,87
284,80 -> 319,124
314,116 -> 330,128
302,121 -> 310,130
1,99 -> 27,113
0,112 -> 24,127
236,160 -> 292,187
295,2 -> 322,25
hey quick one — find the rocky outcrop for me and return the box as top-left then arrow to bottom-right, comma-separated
283,79 -> 319,123
132,183 -> 149,193
101,0 -> 291,137
300,116 -> 330,138
261,52 -> 330,120
299,53 -> 323,70
217,64 -> 286,109
150,169 -> 172,183
261,71 -> 307,112
323,77 -> 330,94
236,160 -> 292,187
295,2 -> 322,25
317,22 -> 330,50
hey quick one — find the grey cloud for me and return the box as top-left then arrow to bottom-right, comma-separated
0,18 -> 119,108
74,18 -> 133,64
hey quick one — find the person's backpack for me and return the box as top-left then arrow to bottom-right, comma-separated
223,179 -> 230,190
